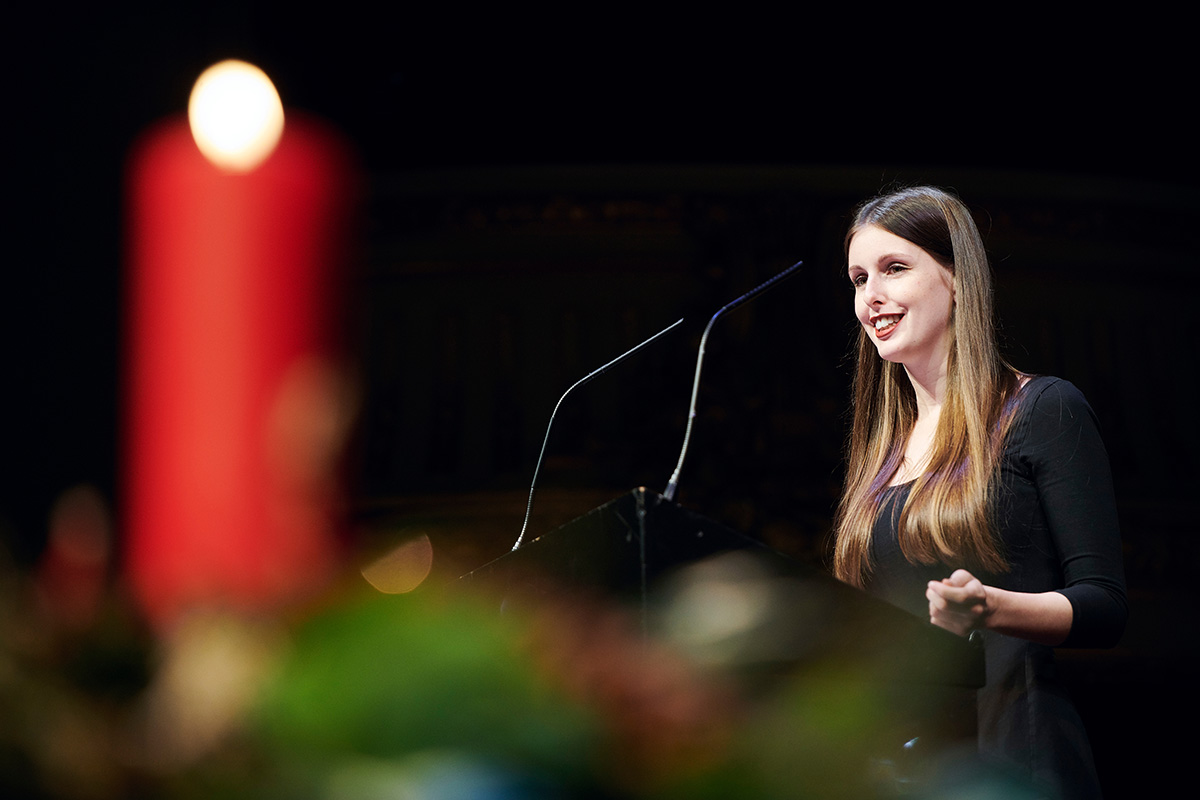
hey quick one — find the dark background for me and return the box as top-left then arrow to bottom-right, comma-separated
7,7 -> 1194,794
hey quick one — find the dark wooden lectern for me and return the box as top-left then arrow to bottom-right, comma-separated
461,488 -> 984,780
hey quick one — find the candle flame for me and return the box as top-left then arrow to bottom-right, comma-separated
188,60 -> 284,173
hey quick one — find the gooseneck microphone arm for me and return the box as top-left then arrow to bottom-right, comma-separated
663,260 -> 803,502
511,318 -> 684,552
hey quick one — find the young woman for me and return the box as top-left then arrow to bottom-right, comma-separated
834,186 -> 1127,797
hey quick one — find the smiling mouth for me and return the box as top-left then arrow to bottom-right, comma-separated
872,314 -> 903,334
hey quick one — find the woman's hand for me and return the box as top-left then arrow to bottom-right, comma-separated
926,569 -> 990,636
926,569 -> 1075,645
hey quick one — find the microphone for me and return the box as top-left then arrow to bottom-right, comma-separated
510,318 -> 684,552
663,260 -> 803,502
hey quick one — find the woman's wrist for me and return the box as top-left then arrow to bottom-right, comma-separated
979,585 -> 1072,646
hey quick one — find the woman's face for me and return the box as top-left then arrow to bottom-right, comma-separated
847,225 -> 956,373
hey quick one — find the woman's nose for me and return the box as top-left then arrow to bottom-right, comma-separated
863,274 -> 885,306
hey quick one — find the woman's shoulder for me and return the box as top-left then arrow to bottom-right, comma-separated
1009,374 -> 1102,450
1017,375 -> 1094,415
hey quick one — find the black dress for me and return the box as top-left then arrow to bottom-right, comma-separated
866,377 -> 1128,798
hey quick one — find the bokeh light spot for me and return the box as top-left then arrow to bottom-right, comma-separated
361,534 -> 435,594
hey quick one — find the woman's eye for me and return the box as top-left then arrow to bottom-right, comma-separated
850,274 -> 866,287
886,262 -> 908,274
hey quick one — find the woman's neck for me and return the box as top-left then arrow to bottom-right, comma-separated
888,360 -> 948,486
904,359 -> 948,420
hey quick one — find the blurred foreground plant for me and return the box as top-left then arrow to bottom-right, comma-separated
4,536 -> 1014,799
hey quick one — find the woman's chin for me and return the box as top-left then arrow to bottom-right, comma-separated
871,343 -> 904,363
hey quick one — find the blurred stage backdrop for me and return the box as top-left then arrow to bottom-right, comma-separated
5,7 -> 1194,798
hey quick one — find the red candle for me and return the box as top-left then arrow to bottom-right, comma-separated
125,61 -> 356,629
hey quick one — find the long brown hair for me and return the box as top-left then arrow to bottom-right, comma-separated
833,186 -> 1020,587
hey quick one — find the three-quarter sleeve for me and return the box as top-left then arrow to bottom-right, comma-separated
1022,379 -> 1128,647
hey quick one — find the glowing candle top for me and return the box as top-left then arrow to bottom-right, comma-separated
188,59 -> 285,173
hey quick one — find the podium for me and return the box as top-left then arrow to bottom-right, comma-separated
462,488 -> 984,764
